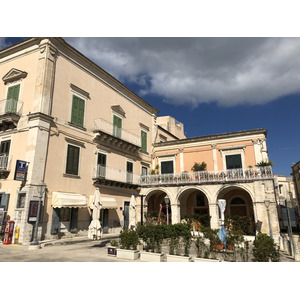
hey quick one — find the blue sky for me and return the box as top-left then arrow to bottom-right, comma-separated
1,37 -> 299,177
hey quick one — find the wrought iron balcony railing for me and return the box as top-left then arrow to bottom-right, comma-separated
140,166 -> 273,186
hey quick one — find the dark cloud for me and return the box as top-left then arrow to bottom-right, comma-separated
67,37 -> 300,106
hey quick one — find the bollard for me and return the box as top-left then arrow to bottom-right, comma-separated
292,235 -> 300,261
14,227 -> 20,245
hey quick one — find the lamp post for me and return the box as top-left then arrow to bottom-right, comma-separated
164,195 -> 170,225
264,198 -> 273,238
31,181 -> 46,245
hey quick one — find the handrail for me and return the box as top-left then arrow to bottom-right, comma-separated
140,166 -> 273,186
0,99 -> 23,116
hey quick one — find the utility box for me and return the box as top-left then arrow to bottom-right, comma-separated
3,221 -> 15,245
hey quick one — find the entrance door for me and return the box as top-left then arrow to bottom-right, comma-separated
103,209 -> 109,233
124,201 -> 130,229
59,207 -> 71,232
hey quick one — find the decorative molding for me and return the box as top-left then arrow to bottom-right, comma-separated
139,123 -> 149,131
2,68 -> 27,84
70,84 -> 90,99
65,137 -> 85,148
111,105 -> 126,118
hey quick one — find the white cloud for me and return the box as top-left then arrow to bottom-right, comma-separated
0,38 -> 10,50
66,37 -> 300,107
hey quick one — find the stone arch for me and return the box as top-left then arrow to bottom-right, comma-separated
144,188 -> 172,224
177,187 -> 210,222
216,184 -> 256,235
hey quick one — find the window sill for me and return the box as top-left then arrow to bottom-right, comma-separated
63,173 -> 81,179
68,122 -> 87,131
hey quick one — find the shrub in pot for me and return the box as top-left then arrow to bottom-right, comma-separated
253,233 -> 280,262
119,228 -> 139,250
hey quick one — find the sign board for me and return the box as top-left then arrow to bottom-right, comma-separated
14,160 -> 27,181
28,201 -> 39,222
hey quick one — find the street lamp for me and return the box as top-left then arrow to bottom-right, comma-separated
31,181 -> 46,245
164,195 -> 170,225
264,198 -> 273,238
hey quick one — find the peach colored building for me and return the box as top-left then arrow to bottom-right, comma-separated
0,37 -> 280,245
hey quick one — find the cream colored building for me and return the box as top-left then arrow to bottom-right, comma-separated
0,38 -> 162,244
0,37 -> 281,245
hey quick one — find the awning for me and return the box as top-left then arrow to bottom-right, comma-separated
88,195 -> 118,209
102,197 -> 118,209
52,192 -> 87,208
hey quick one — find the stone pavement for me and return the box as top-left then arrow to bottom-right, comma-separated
0,234 -> 296,262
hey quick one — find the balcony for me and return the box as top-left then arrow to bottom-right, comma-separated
0,99 -> 23,130
93,118 -> 141,152
0,154 -> 11,178
140,166 -> 273,186
93,165 -> 140,189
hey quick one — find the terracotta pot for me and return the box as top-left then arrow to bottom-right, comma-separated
227,244 -> 234,251
213,243 -> 224,251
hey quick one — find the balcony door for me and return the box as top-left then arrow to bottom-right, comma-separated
161,161 -> 174,174
5,84 -> 20,114
226,154 -> 242,170
97,153 -> 106,177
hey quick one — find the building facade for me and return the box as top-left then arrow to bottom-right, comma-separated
0,37 -> 281,245
139,129 -> 281,239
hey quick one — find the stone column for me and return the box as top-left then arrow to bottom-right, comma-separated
292,235 -> 300,261
18,39 -> 57,245
209,203 -> 219,229
171,203 -> 181,224
211,144 -> 218,171
179,148 -> 184,173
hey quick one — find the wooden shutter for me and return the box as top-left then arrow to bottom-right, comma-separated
66,145 -> 80,175
7,84 -> 20,101
6,84 -> 20,113
113,115 -> 122,138
71,95 -> 85,127
70,208 -> 78,233
141,131 -> 147,152
51,208 -> 61,234
0,140 -> 10,155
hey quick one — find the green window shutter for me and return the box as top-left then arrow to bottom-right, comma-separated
71,95 -> 85,127
6,84 -> 20,113
113,115 -> 122,138
141,131 -> 147,152
7,84 -> 20,101
66,145 -> 80,175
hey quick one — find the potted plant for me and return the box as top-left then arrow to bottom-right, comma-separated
137,224 -> 166,262
117,228 -> 140,260
107,239 -> 118,256
166,223 -> 192,262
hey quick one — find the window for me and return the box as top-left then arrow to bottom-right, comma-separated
17,193 -> 26,209
127,161 -> 133,183
161,161 -> 174,174
196,193 -> 205,207
142,166 -> 148,176
6,84 -> 20,114
141,130 -> 147,152
113,115 -> 122,138
70,95 -> 85,127
66,144 -> 80,175
97,153 -> 107,177
0,140 -> 10,156
226,154 -> 242,169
